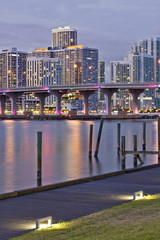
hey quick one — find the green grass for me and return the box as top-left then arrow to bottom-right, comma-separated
10,194 -> 160,240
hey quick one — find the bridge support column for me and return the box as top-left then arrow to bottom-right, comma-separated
34,93 -> 50,116
0,95 -> 9,115
5,92 -> 23,115
80,91 -> 95,115
101,89 -> 117,115
50,91 -> 64,115
128,89 -> 144,114
56,93 -> 62,115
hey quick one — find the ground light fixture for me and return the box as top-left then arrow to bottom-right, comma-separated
134,190 -> 144,200
36,216 -> 52,229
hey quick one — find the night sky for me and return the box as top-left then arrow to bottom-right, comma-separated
0,0 -> 160,80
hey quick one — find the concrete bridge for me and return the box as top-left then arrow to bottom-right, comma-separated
0,83 -> 158,116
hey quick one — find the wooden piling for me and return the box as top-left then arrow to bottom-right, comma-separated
142,122 -> 146,151
89,124 -> 93,159
121,136 -> 125,170
94,118 -> 104,158
117,123 -> 121,154
137,154 -> 144,165
133,135 -> 137,167
37,131 -> 42,186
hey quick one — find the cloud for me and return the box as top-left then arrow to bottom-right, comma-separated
0,0 -> 160,70
0,21 -> 51,51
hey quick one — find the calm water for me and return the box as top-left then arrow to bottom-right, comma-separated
0,119 -> 158,194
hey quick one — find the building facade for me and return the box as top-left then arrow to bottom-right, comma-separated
132,53 -> 154,108
131,38 -> 160,82
98,61 -> 105,106
110,61 -> 131,109
52,45 -> 98,85
28,47 -> 54,58
52,26 -> 77,49
27,57 -> 62,87
131,38 -> 160,108
29,46 -> 98,85
0,47 -> 27,88
52,45 -> 99,110
98,61 -> 105,84
26,56 -> 62,110
0,48 -> 27,112
27,25 -> 99,112
111,37 -> 159,110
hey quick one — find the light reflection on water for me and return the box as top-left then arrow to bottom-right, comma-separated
0,119 -> 158,194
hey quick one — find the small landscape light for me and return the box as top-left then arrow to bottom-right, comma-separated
134,190 -> 144,200
36,216 -> 52,229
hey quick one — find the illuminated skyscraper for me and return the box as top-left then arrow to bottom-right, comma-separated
110,61 -> 131,109
132,37 -> 160,83
0,48 -> 27,112
127,53 -> 154,109
52,45 -> 98,85
26,56 -> 62,109
127,40 -> 155,109
27,57 -> 62,87
98,61 -> 105,104
0,47 -> 27,88
98,61 -> 105,84
110,38 -> 156,110
52,26 -> 77,49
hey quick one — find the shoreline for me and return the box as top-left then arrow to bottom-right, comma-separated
0,163 -> 159,201
0,114 -> 158,121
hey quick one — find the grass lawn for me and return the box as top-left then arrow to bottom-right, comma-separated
10,193 -> 160,240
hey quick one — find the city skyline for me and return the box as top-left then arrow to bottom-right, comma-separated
0,0 -> 160,78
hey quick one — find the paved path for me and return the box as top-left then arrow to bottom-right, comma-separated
1,167 -> 160,240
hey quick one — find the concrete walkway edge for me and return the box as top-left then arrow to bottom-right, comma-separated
0,163 -> 159,201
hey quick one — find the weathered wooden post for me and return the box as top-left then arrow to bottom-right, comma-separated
142,122 -> 146,151
89,124 -> 93,159
94,118 -> 104,158
137,154 -> 144,165
158,117 -> 160,163
121,136 -> 125,170
37,131 -> 42,186
117,123 -> 121,154
133,135 -> 137,167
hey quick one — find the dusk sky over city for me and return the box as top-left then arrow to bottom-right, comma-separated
1,0 -> 160,77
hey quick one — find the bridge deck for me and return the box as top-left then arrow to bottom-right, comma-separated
0,83 -> 158,94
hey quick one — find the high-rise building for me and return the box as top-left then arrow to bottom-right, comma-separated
26,56 -> 62,110
126,40 -> 155,109
98,61 -> 105,84
52,26 -> 77,49
27,57 -> 62,87
130,53 -> 154,83
131,37 -> 160,83
131,53 -> 154,108
110,61 -> 131,109
29,45 -> 98,85
0,47 -> 27,88
111,37 -> 159,110
111,61 -> 130,84
153,38 -> 160,83
98,61 -> 105,104
28,47 -> 54,58
52,45 -> 98,110
52,45 -> 98,85
0,48 -> 27,112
